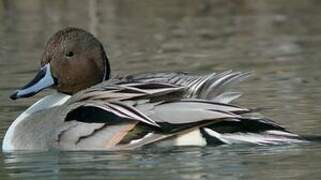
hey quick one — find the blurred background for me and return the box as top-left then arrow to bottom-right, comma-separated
0,0 -> 321,179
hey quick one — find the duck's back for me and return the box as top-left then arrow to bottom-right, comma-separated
104,71 -> 250,102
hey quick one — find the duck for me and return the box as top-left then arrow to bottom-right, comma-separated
2,27 -> 307,151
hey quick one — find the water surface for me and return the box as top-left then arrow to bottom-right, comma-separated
0,0 -> 321,179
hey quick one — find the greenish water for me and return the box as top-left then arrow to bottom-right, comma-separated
0,0 -> 321,179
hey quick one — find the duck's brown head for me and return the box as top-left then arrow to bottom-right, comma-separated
10,27 -> 110,100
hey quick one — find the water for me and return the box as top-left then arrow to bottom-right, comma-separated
0,0 -> 321,179
2,144 -> 321,180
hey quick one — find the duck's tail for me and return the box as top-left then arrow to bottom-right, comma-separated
299,135 -> 321,142
197,117 -> 309,146
200,128 -> 308,146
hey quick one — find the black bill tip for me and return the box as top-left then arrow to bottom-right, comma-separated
10,91 -> 18,100
9,90 -> 38,100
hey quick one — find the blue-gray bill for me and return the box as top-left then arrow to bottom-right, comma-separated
10,64 -> 55,100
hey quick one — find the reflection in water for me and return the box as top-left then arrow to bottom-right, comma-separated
0,0 -> 321,179
2,144 -> 321,179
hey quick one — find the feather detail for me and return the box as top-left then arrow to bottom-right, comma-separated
211,92 -> 242,103
51,72 -> 304,150
199,71 -> 251,100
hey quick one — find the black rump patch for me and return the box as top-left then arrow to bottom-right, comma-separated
205,118 -> 286,134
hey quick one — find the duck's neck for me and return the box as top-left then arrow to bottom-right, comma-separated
2,92 -> 71,151
101,44 -> 110,81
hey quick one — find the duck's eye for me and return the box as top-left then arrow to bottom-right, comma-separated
65,51 -> 74,58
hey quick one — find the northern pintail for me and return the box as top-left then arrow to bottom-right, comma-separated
3,27 -> 306,151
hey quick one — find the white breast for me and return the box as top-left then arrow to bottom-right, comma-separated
2,93 -> 71,151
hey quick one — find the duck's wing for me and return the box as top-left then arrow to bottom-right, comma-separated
57,81 -> 251,150
110,71 -> 250,103
56,73 -> 304,150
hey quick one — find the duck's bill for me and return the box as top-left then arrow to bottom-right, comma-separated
10,64 -> 56,100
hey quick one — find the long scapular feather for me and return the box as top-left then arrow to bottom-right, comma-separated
144,101 -> 241,124
157,99 -> 250,113
211,92 -> 242,104
197,71 -> 251,100
108,101 -> 159,127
